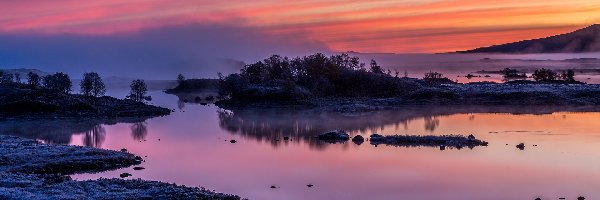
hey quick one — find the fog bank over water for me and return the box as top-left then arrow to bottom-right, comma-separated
0,23 -> 329,79
2,21 -> 600,80
352,52 -> 600,74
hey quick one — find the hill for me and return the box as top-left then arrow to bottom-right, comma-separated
459,24 -> 600,53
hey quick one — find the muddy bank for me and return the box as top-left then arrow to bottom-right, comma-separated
0,135 -> 240,199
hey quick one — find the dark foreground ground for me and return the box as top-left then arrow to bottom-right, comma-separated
0,135 -> 240,200
0,88 -> 171,119
216,83 -> 600,112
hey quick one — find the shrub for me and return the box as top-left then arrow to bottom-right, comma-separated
501,68 -> 527,78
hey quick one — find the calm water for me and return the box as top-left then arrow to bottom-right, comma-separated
3,90 -> 600,200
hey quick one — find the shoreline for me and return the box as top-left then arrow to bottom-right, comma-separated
0,135 -> 240,199
215,83 -> 600,112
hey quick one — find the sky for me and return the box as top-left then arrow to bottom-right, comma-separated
1,0 -> 599,78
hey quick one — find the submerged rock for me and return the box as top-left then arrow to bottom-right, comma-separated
352,135 -> 365,145
317,130 -> 350,142
133,167 -> 145,170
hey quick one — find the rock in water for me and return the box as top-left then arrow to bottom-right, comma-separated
120,173 -> 132,178
352,135 -> 364,145
516,143 -> 525,150
317,130 -> 350,141
133,167 -> 145,170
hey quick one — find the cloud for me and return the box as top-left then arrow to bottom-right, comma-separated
0,23 -> 330,79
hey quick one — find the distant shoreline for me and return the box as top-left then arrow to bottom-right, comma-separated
215,83 -> 600,112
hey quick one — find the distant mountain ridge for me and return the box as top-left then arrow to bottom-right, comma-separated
458,24 -> 600,53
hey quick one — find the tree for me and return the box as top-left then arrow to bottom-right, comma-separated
80,72 -> 106,97
127,79 -> 151,102
532,68 -> 558,82
27,72 -> 41,89
369,59 -> 384,74
42,72 -> 72,93
0,71 -> 13,85
14,73 -> 21,83
561,69 -> 575,82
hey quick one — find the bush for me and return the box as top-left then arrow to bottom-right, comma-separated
501,68 -> 527,79
532,68 -> 558,82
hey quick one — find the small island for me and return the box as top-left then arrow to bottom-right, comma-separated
166,53 -> 600,112
0,72 -> 170,119
0,71 -> 240,199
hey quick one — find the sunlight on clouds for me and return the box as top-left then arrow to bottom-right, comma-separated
1,0 -> 599,52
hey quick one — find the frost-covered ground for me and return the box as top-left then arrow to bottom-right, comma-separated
0,135 -> 240,200
218,83 -> 600,113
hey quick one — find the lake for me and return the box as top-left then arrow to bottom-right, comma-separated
3,90 -> 600,200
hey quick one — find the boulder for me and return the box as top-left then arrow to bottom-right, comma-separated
352,135 -> 364,145
317,130 -> 350,141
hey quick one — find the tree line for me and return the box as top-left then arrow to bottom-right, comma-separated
0,71 -> 151,103
218,53 -> 422,100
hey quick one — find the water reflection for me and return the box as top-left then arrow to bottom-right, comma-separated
0,118 -> 149,148
130,122 -> 148,141
82,125 -> 106,147
217,105 -> 600,150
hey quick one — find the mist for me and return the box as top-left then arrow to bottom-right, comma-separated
0,23 -> 330,79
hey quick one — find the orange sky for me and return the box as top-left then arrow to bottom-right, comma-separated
1,0 -> 599,53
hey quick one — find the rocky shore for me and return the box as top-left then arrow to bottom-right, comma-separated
0,135 -> 240,199
216,83 -> 600,112
0,88 -> 171,119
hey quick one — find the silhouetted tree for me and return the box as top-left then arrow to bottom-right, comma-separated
0,71 -> 14,85
501,68 -> 526,79
42,72 -> 72,93
80,72 -> 106,97
532,68 -> 558,82
561,69 -> 576,82
424,71 -> 443,79
27,72 -> 41,89
369,59 -> 384,74
177,73 -> 186,87
14,73 -> 21,83
220,53 -> 423,99
127,79 -> 151,102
